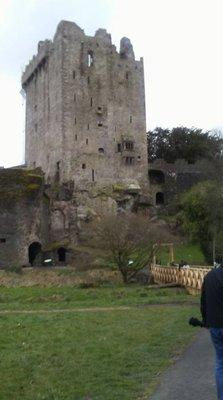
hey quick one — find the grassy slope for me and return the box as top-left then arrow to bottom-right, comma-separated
157,242 -> 206,265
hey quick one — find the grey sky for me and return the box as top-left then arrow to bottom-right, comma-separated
0,0 -> 223,167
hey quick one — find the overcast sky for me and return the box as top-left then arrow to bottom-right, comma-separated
1,0 -> 223,167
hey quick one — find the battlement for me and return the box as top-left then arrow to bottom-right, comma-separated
21,39 -> 52,88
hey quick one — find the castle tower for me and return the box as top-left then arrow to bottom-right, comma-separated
22,21 -> 148,190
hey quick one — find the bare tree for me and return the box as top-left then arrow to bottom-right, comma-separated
93,213 -> 172,283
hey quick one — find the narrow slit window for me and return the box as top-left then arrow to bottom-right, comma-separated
35,123 -> 37,132
126,72 -> 129,79
130,115 -> 132,123
117,143 -> 122,152
87,124 -> 90,130
90,97 -> 93,107
87,76 -> 90,84
75,134 -> 77,141
74,93 -> 76,102
86,138 -> 88,145
74,117 -> 77,125
92,169 -> 95,182
73,70 -> 76,79
82,164 -> 86,169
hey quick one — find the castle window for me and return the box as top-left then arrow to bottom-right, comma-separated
98,148 -> 104,154
82,164 -> 86,169
98,121 -> 103,127
74,93 -> 76,102
149,170 -> 165,185
125,157 -> 134,165
92,169 -> 95,182
0,238 -> 6,243
130,116 -> 132,123
126,72 -> 129,80
75,134 -> 77,141
125,141 -> 134,150
87,76 -> 90,84
72,70 -> 76,79
35,123 -> 37,132
74,117 -> 77,125
87,51 -> 94,67
156,192 -> 164,205
86,138 -> 88,145
56,161 -> 60,182
34,104 -> 37,111
90,97 -> 93,107
117,143 -> 122,152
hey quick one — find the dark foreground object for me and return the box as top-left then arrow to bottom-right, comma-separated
150,330 -> 216,400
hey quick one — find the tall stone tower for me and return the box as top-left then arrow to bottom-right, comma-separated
22,21 -> 148,191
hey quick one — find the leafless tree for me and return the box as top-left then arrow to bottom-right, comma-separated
93,213 -> 172,283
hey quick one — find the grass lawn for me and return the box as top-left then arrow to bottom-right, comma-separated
0,286 -> 199,310
0,286 -> 200,399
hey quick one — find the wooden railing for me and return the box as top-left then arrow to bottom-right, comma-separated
151,265 -> 211,294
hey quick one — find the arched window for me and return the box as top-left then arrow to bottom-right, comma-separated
29,242 -> 41,266
156,192 -> 164,205
149,170 -> 165,184
98,148 -> 104,154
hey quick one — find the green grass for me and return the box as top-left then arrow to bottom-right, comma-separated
157,242 -> 206,266
0,305 -> 198,400
0,286 -> 201,399
0,286 -> 199,311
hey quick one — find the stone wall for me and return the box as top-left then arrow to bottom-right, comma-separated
148,159 -> 215,206
0,169 -> 50,267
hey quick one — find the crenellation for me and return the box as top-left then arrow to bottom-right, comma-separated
22,19 -> 148,207
22,40 -> 52,88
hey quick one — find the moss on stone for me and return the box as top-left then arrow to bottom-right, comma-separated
0,168 -> 43,200
43,240 -> 70,251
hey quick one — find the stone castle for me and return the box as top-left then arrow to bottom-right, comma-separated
0,20 -> 211,268
0,21 -> 149,267
22,20 -> 148,189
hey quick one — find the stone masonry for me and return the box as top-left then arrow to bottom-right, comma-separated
22,20 -> 148,191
